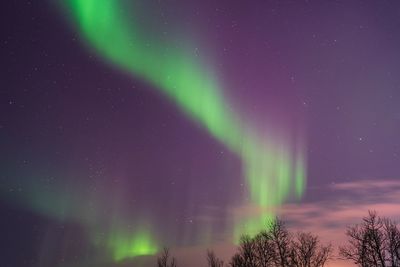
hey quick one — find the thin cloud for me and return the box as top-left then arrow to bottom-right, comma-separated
227,179 -> 400,266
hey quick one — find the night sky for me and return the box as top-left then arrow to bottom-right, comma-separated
2,1 -> 400,267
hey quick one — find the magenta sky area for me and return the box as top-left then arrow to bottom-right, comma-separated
1,1 -> 400,267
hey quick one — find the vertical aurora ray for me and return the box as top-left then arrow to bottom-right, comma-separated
39,0 -> 308,261
107,229 -> 158,261
0,175 -> 160,262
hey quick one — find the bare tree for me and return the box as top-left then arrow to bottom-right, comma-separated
290,232 -> 332,267
230,235 -> 258,267
156,218 -> 332,267
340,211 -> 400,267
253,230 -> 276,267
157,248 -> 177,267
269,219 -> 292,267
230,218 -> 332,267
384,218 -> 400,267
207,250 -> 224,267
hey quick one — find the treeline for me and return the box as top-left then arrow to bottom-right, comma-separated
157,211 -> 400,267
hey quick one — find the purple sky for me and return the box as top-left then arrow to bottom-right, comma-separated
1,1 -> 400,267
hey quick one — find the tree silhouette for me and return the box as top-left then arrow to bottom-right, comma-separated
231,235 -> 259,267
290,232 -> 332,267
207,250 -> 224,267
230,218 -> 332,267
340,211 -> 400,267
155,218 -> 334,267
157,248 -> 177,267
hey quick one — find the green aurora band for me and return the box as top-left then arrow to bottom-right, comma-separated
49,0 -> 307,262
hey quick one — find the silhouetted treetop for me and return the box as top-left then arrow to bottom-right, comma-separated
340,211 -> 400,267
230,218 -> 332,267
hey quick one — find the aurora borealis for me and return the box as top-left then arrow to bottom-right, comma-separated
59,0 -> 306,247
63,0 -> 307,204
3,1 -> 400,267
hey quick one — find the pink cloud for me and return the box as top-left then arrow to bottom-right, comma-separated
225,179 -> 400,266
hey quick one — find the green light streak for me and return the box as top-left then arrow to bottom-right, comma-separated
233,212 -> 276,243
295,153 -> 307,198
63,0 -> 241,151
107,229 -> 158,261
57,0 -> 307,258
